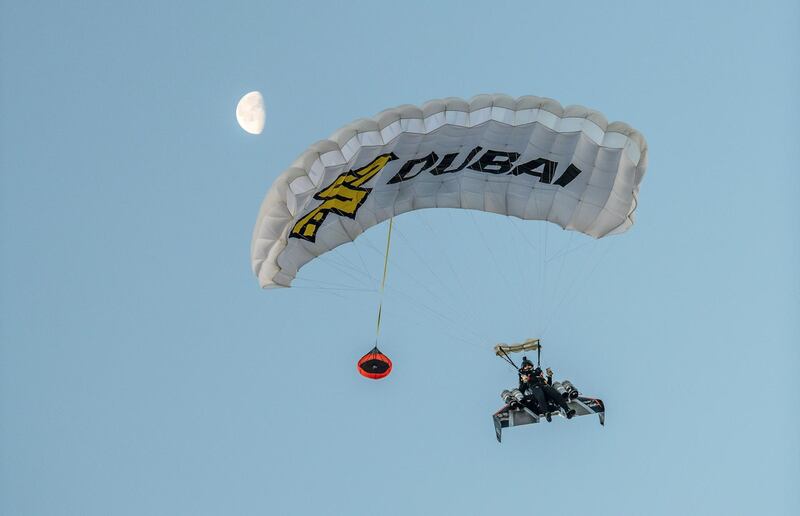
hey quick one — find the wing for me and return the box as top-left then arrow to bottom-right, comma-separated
493,404 -> 542,442
569,396 -> 606,426
492,396 -> 606,442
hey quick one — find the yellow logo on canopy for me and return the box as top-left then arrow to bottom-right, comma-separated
290,153 -> 397,242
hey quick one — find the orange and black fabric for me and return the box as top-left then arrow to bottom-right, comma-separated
357,346 -> 392,380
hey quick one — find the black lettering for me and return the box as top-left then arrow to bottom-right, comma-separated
553,164 -> 582,187
430,146 -> 483,175
387,152 -> 438,184
511,158 -> 557,183
467,150 -> 520,174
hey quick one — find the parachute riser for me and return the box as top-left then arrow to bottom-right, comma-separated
498,348 -> 518,370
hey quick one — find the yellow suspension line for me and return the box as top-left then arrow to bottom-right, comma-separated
375,217 -> 394,341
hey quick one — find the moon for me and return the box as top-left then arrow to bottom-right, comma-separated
236,91 -> 265,135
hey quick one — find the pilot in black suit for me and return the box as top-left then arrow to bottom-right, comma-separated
516,358 -> 575,421
518,371 -> 550,420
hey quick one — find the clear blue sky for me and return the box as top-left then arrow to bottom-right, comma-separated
1,1 -> 798,515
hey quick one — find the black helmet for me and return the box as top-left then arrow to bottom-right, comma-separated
520,356 -> 534,369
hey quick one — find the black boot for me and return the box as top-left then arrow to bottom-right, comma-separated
545,412 -> 552,422
566,408 -> 576,419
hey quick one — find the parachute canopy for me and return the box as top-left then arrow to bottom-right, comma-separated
252,94 -> 648,288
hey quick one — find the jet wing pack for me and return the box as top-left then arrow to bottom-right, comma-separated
493,390 -> 605,442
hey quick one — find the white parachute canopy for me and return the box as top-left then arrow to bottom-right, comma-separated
252,94 -> 648,288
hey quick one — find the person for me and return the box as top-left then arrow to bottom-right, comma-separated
518,369 -> 551,420
513,360 -> 576,421
518,356 -> 535,383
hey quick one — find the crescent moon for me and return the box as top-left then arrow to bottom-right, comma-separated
236,91 -> 265,135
